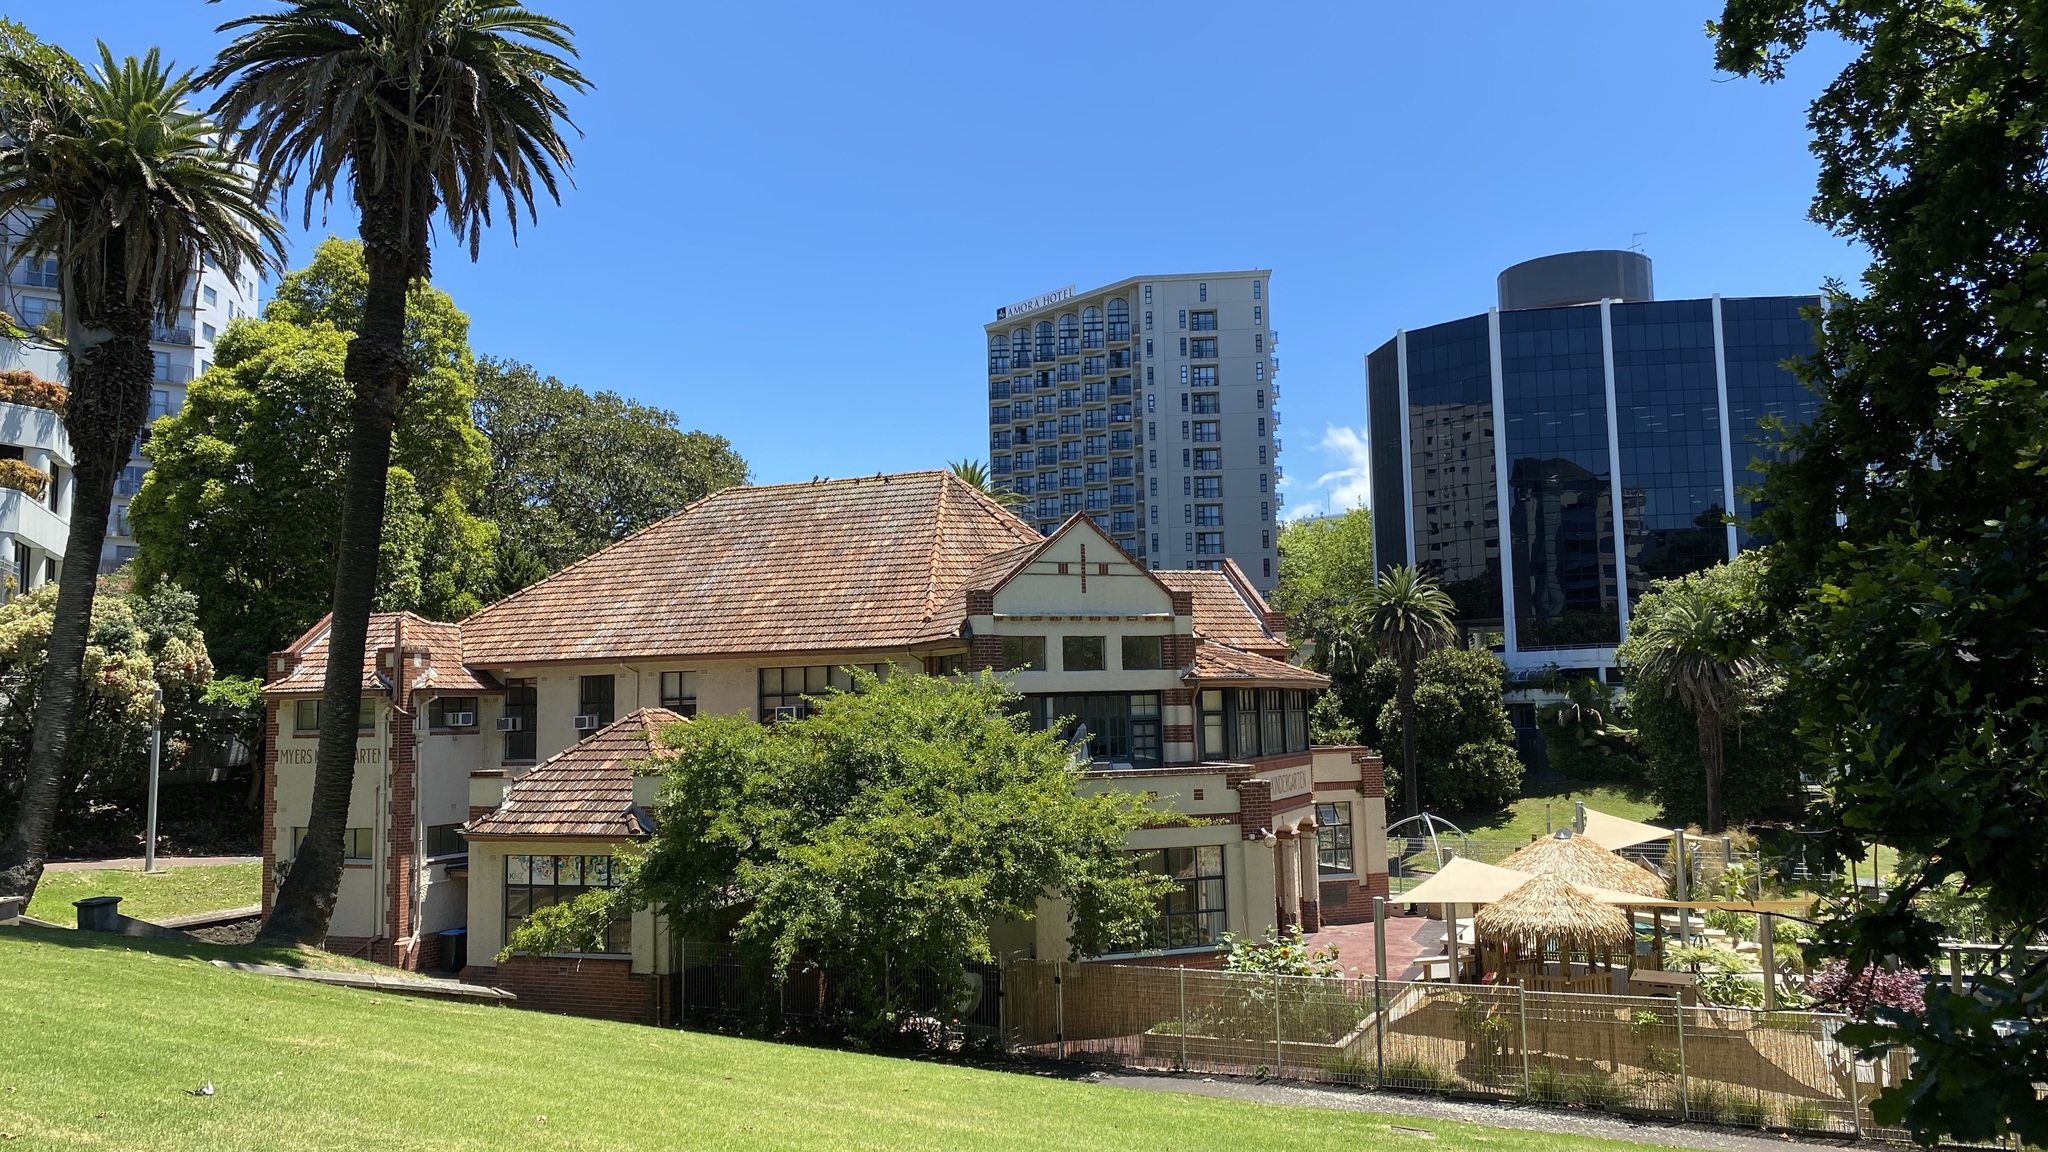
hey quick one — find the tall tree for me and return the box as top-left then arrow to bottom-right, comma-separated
1353,565 -> 1455,820
0,43 -> 280,900
131,244 -> 494,675
1271,507 -> 1374,671
205,0 -> 586,945
1619,579 -> 1763,834
1712,6 -> 2048,1140
944,458 -> 1028,513
472,358 -> 748,590
1354,648 -> 1522,812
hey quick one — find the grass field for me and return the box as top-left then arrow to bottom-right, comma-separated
1444,778 -> 1665,843
0,925 -> 1661,1152
26,862 -> 260,925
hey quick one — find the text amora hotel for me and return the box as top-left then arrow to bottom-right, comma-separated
262,471 -> 1389,1023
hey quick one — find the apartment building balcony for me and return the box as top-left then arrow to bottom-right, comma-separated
151,325 -> 194,347
989,382 -> 1010,400
1108,378 -> 1132,397
0,485 -> 66,557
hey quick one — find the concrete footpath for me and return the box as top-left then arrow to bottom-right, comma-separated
1085,1070 -> 1854,1152
45,855 -> 259,871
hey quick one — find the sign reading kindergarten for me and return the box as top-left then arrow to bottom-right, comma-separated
995,284 -> 1076,321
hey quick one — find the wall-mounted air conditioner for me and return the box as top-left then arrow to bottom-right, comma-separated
573,714 -> 601,730
772,706 -> 801,722
449,712 -> 475,728
496,716 -> 523,732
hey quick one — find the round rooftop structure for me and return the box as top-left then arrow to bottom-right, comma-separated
1497,250 -> 1654,311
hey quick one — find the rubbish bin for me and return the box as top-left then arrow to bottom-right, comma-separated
74,895 -> 124,932
438,927 -> 467,973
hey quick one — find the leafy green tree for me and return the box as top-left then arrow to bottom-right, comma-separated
1355,648 -> 1522,813
509,673 -> 1175,1036
1354,565 -> 1457,818
1271,507 -> 1374,671
1710,7 -> 2048,1137
1618,558 -> 1771,834
472,359 -> 748,591
0,576 -> 215,849
1536,677 -> 1643,784
0,40 -> 280,900
131,244 -> 495,676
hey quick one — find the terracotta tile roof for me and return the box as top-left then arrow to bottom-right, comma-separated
463,708 -> 687,840
459,472 -> 1044,665
1155,562 -> 1291,657
265,612 -> 494,694
1184,641 -> 1330,686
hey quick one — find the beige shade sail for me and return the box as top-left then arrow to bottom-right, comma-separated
1502,828 -> 1668,897
1399,855 -> 1653,907
1579,807 -> 1675,852
1475,874 -> 1634,952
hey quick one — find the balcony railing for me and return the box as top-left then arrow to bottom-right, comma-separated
1189,316 -> 1217,332
1108,380 -> 1132,397
1108,324 -> 1131,342
152,325 -> 194,346
989,382 -> 1010,399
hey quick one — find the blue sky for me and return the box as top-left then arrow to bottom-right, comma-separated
32,2 -> 1860,517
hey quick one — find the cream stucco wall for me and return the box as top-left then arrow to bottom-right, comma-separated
270,698 -> 391,940
464,834 -> 666,975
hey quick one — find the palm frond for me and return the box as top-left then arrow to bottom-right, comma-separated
1352,564 -> 1458,665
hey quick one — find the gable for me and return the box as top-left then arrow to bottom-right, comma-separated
989,518 -> 1174,618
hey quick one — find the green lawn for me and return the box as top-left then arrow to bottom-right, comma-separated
0,926 -> 1660,1152
26,862 -> 260,925
1444,778 -> 1665,843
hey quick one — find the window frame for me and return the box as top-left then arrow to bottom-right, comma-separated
504,853 -> 629,956
658,670 -> 699,717
1317,802 -> 1355,876
503,677 -> 538,762
1061,634 -> 1106,672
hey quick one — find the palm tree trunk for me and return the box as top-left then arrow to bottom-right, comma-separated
0,312 -> 155,898
260,210 -> 415,947
1400,660 -> 1420,819
1697,706 -> 1725,835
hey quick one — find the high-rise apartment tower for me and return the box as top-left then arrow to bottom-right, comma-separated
984,271 -> 1282,590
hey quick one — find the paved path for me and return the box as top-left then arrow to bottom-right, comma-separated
1305,913 -> 1442,979
1086,1070 -> 1853,1152
44,855 -> 258,871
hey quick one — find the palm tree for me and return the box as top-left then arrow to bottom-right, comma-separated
204,0 -> 586,946
948,458 -> 1028,512
1354,565 -> 1457,819
0,46 -> 281,900
1627,585 -> 1761,834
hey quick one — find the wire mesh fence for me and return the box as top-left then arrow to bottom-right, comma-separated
1006,959 -> 1922,1140
673,940 -> 1003,1044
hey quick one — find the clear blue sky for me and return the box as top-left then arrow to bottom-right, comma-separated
31,2 -> 1860,517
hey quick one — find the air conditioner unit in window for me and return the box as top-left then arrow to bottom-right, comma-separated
495,716 -> 523,732
573,713 -> 602,730
449,712 -> 475,729
772,706 -> 801,722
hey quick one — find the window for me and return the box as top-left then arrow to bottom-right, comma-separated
1317,803 -> 1354,874
1149,477 -> 1157,497
1194,476 -> 1221,498
1108,298 -> 1131,341
1121,635 -> 1163,670
1035,320 -> 1055,362
1144,310 -> 1153,331
1179,337 -> 1187,357
426,823 -> 465,858
1178,309 -> 1186,329
1195,448 -> 1220,469
428,696 -> 479,729
659,671 -> 698,717
1183,503 -> 1192,523
988,334 -> 1011,374
1181,420 -> 1190,440
1253,280 -> 1262,300
1129,845 -> 1225,950
1259,446 -> 1267,465
1190,311 -> 1217,332
292,698 -> 376,733
1198,283 -> 1208,302
1257,389 -> 1265,407
504,678 -> 537,761
931,652 -> 968,676
1262,530 -> 1270,549
1082,306 -> 1104,349
202,323 -> 217,343
1197,688 -> 1311,758
1058,313 -> 1079,356
1196,531 -> 1224,555
1254,305 -> 1262,322
1151,532 -> 1160,553
1255,333 -> 1263,354
203,285 -> 218,306
1189,337 -> 1217,359
1192,393 -> 1219,414
578,674 -> 615,734
1193,421 -> 1220,443
1146,366 -> 1154,385
1028,693 -> 1161,767
1189,366 -> 1217,388
758,664 -> 888,719
1263,557 -> 1272,578
1062,635 -> 1105,671
1258,417 -> 1267,438
1195,505 -> 1223,526
505,854 -> 628,955
293,826 -> 373,862
1144,285 -> 1152,305
1256,362 -> 1265,381
148,388 -> 174,421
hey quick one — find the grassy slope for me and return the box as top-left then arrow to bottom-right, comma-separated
1444,779 -> 1665,843
0,926 -> 1653,1152
27,863 -> 261,924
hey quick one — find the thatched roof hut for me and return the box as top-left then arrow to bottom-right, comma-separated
1473,874 -> 1634,953
1502,828 -> 1667,898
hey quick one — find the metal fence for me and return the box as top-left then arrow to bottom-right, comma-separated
672,939 -> 1003,1043
1006,959 -> 1916,1140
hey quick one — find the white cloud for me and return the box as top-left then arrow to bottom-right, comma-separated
1279,424 -> 1372,522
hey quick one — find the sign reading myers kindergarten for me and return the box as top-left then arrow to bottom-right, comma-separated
995,284 -> 1076,322
1263,766 -> 1310,802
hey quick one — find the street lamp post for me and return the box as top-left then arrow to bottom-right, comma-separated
143,686 -> 163,874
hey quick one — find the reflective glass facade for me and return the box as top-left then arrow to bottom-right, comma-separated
1365,291 -> 1818,664
1611,300 -> 1724,604
1721,296 -> 1822,546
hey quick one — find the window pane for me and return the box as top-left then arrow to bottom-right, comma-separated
532,856 -> 556,885
1062,635 -> 1105,671
295,699 -> 318,731
1120,635 -> 1163,670
507,855 -> 530,884
557,855 -> 582,886
1001,636 -> 1046,671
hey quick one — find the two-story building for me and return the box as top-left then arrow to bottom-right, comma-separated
261,471 -> 1388,1022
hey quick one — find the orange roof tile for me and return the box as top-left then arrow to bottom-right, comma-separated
265,612 -> 494,695
1185,641 -> 1329,686
1155,562 -> 1291,657
463,708 -> 687,839
459,472 -> 1043,665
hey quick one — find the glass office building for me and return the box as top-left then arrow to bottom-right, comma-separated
1366,252 -> 1819,686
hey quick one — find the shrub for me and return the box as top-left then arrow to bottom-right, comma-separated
1222,924 -> 1342,977
1729,1093 -> 1772,1128
0,458 -> 50,500
1805,960 -> 1927,1017
1383,1054 -> 1457,1093
1688,1082 -> 1733,1124
0,369 -> 65,413
1785,1101 -> 1833,1132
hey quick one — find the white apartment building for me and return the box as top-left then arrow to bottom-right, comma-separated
984,271 -> 1284,593
0,338 -> 72,600
0,212 -> 260,572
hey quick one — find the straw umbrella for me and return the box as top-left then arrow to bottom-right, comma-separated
1473,874 -> 1635,985
1503,829 -> 1667,898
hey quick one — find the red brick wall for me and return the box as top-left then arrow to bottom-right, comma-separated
1163,635 -> 1195,669
1353,750 -> 1386,799
968,635 -> 1003,673
1231,776 -> 1272,837
1169,591 -> 1194,617
1161,688 -> 1193,707
466,956 -> 656,1025
966,590 -> 994,616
